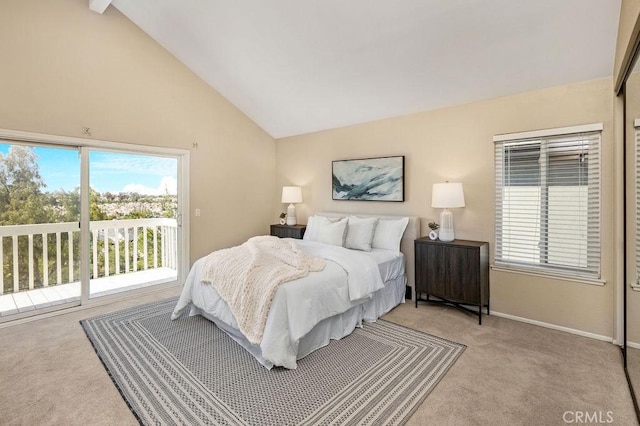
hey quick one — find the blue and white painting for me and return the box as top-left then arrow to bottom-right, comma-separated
332,156 -> 404,201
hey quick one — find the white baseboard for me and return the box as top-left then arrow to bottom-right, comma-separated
627,341 -> 640,349
491,310 -> 614,344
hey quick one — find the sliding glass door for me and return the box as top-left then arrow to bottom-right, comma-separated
88,150 -> 179,298
0,142 -> 81,316
0,132 -> 187,320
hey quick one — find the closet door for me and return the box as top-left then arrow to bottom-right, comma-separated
624,34 -> 640,424
627,64 -> 640,416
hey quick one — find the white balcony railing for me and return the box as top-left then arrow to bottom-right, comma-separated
0,218 -> 178,295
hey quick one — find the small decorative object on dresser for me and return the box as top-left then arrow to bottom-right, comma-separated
427,221 -> 439,240
414,237 -> 489,324
270,224 -> 306,239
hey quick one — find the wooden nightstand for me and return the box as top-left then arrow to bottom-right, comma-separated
270,224 -> 306,239
414,238 -> 490,324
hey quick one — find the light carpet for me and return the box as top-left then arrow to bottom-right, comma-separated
81,298 -> 465,425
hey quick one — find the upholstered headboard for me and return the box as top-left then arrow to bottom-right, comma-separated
314,212 -> 420,300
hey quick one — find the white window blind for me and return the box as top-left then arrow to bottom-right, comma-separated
494,128 -> 601,279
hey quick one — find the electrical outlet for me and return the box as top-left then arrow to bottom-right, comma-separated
195,208 -> 201,217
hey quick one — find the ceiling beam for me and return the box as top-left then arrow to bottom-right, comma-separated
89,0 -> 113,14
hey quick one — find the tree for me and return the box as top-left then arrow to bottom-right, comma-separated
51,187 -> 108,222
0,146 -> 53,290
0,145 -> 50,225
160,188 -> 177,219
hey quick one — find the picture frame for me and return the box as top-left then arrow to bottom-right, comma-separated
332,155 -> 404,201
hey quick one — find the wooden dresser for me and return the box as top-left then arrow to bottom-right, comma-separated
270,224 -> 306,239
414,237 -> 489,324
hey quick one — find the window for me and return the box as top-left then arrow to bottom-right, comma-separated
494,124 -> 601,280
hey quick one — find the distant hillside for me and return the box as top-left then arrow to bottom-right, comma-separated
95,192 -> 177,220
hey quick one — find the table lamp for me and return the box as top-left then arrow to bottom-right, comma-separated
431,182 -> 465,242
281,186 -> 302,225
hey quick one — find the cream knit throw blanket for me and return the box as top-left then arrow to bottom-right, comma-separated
201,236 -> 326,345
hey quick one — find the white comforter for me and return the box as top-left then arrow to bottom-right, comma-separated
201,236 -> 326,345
172,239 -> 386,369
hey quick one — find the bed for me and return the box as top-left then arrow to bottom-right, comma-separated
172,212 -> 420,369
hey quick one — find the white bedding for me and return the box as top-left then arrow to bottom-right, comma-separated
369,248 -> 406,282
172,239 -> 405,369
200,236 -> 327,345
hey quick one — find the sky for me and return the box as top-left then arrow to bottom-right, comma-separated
0,144 -> 178,195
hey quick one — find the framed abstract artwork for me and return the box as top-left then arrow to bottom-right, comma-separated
332,155 -> 404,201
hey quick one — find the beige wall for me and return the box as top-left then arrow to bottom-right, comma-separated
277,78 -> 615,338
0,0 -> 276,262
0,0 -> 625,339
614,0 -> 640,90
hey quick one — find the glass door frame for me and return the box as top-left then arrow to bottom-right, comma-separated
80,146 -> 182,303
0,128 -> 189,318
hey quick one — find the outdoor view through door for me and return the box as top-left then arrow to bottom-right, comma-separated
0,142 -> 180,318
0,143 -> 81,315
88,151 -> 178,299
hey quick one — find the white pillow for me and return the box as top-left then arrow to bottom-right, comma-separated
372,217 -> 409,255
344,217 -> 378,251
314,216 -> 348,246
304,215 -> 338,241
303,216 -> 316,241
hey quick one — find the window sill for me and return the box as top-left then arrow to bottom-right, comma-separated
490,265 -> 606,286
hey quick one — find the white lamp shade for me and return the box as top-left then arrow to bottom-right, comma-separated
281,186 -> 302,204
431,182 -> 465,208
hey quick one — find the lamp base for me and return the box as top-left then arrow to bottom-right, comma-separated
286,204 -> 297,225
438,209 -> 455,242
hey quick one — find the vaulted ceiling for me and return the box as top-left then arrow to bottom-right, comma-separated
93,0 -> 621,138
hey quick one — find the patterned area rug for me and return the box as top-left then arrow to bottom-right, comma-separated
81,298 -> 465,425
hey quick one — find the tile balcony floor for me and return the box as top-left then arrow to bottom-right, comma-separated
0,267 -> 177,317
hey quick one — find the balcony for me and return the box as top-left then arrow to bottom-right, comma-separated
0,218 -> 178,317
